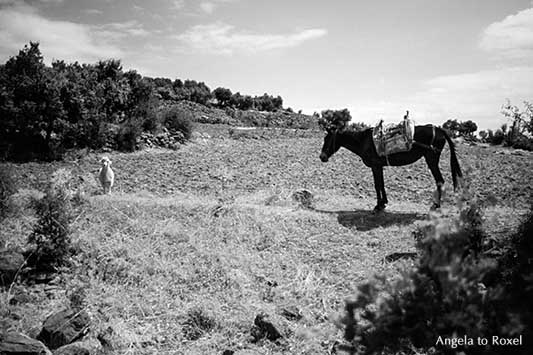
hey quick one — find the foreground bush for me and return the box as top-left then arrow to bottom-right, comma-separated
27,169 -> 74,271
336,192 -> 533,354
0,165 -> 17,220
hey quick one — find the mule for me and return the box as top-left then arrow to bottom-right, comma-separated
319,125 -> 462,212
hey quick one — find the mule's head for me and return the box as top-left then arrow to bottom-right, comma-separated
319,128 -> 341,162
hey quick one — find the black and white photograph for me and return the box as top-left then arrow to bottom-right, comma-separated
0,0 -> 532,354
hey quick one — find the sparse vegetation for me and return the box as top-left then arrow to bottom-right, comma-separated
26,169 -> 73,271
336,180 -> 533,355
1,39 -> 532,354
182,308 -> 218,341
161,106 -> 195,140
0,124 -> 531,354
0,165 -> 16,220
443,118 -> 478,138
0,43 -> 316,161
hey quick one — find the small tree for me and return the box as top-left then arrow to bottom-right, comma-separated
458,120 -> 478,137
319,109 -> 352,130
213,87 -> 232,107
27,169 -> 73,271
443,119 -> 460,137
0,165 -> 16,220
161,106 -> 194,140
501,99 -> 533,147
0,42 -> 66,160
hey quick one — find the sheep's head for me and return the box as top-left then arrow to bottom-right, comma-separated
100,156 -> 112,167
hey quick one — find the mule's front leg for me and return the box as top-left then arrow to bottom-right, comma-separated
371,166 -> 387,212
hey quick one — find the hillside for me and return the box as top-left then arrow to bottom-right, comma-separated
162,100 -> 318,129
1,125 -> 532,354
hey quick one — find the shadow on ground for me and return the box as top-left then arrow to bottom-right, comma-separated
315,208 -> 426,231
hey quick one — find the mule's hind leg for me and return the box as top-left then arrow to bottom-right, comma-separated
424,154 -> 444,209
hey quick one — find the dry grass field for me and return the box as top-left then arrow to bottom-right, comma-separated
1,124 -> 532,354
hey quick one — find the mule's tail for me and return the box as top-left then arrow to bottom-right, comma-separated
441,128 -> 463,190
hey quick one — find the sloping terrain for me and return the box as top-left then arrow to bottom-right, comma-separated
1,125 -> 531,354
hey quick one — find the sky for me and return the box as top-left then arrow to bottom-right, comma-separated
1,0 -> 533,130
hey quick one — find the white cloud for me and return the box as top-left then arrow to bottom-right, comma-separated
83,8 -> 103,15
352,6 -> 533,130
480,7 -> 533,58
0,0 -> 64,6
0,4 -> 122,63
94,21 -> 150,40
322,67 -> 533,131
172,0 -> 185,10
200,2 -> 215,14
176,22 -> 327,54
35,0 -> 64,3
197,0 -> 238,14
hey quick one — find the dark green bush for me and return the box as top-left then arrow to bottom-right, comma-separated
27,169 -> 73,271
116,119 -> 142,152
0,164 -> 16,220
141,108 -> 161,133
336,189 -> 533,355
511,135 -> 533,151
161,106 -> 194,140
182,307 -> 217,341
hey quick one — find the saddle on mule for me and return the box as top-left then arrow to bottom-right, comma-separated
373,111 -> 415,157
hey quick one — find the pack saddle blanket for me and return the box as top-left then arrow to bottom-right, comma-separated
372,118 -> 415,157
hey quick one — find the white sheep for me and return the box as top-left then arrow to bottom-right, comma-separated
98,156 -> 115,194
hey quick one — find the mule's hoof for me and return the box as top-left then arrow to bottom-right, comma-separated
372,205 -> 386,214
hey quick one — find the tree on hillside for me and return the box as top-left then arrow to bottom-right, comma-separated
95,59 -> 130,120
213,87 -> 232,107
0,42 -> 65,160
178,80 -> 212,105
253,93 -> 275,111
458,120 -> 477,137
501,99 -> 533,144
272,95 -> 283,110
319,108 -> 352,130
124,70 -> 159,131
443,119 -> 460,137
236,94 -> 254,110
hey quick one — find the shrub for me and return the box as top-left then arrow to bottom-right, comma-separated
0,165 -> 17,220
335,187 -> 533,355
511,135 -> 533,151
27,169 -> 73,271
161,106 -> 194,140
182,307 -> 217,340
116,119 -> 143,152
487,129 -> 505,145
141,109 -> 161,133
